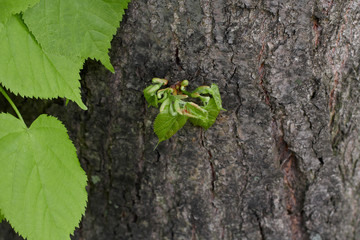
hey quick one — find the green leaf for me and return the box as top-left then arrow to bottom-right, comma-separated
0,0 -> 40,23
0,113 -> 88,240
210,84 -> 224,110
0,15 -> 87,110
143,84 -> 161,107
154,111 -> 188,143
190,99 -> 220,130
0,210 -> 4,223
23,0 -> 131,72
184,102 -> 208,120
192,84 -> 224,110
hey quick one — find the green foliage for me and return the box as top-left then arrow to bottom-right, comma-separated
144,79 -> 225,144
0,0 -> 130,109
154,111 -> 188,143
189,98 -> 220,130
143,78 -> 169,107
144,84 -> 163,107
23,0 -> 131,72
0,15 -> 86,109
0,114 -> 87,240
0,0 -> 130,239
0,0 -> 40,23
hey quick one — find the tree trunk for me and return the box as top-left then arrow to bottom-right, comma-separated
1,0 -> 360,239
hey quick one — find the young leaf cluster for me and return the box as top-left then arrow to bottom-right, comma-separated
144,78 -> 225,144
0,0 -> 130,239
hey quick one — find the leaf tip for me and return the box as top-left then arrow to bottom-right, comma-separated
75,100 -> 88,110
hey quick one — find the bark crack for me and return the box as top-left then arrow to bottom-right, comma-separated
257,42 -> 310,239
253,210 -> 266,240
273,119 -> 310,240
200,129 -> 216,198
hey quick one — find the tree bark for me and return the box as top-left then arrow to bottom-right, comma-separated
1,0 -> 360,239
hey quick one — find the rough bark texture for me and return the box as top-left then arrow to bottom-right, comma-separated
2,0 -> 360,239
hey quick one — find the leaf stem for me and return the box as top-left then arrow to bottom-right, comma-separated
0,85 -> 26,126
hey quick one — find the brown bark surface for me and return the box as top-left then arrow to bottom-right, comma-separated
1,0 -> 360,239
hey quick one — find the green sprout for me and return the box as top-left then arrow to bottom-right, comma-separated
143,78 -> 225,145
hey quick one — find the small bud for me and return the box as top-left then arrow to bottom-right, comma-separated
181,80 -> 189,86
157,88 -> 173,99
173,100 -> 183,115
169,102 -> 178,116
160,98 -> 170,112
176,94 -> 188,100
152,78 -> 168,85
144,84 -> 162,96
